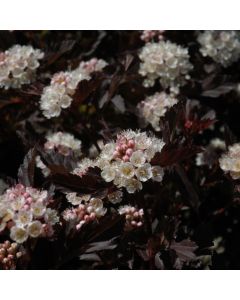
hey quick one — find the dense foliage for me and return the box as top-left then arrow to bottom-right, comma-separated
0,31 -> 240,269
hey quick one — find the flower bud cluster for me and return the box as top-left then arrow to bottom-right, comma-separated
118,205 -> 144,230
96,130 -> 165,193
0,240 -> 23,270
0,184 -> 59,243
140,30 -> 165,43
63,194 -> 106,230
0,45 -> 44,89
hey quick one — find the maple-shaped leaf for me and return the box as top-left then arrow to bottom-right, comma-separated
170,239 -> 198,263
151,144 -> 202,167
18,147 -> 37,186
184,118 -> 216,134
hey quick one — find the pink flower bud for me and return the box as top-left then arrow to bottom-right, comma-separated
126,148 -> 133,156
90,212 -> 96,220
113,151 -> 119,158
127,140 -> 135,148
123,155 -> 129,162
131,220 -> 137,226
7,254 -> 14,260
26,197 -> 33,204
84,215 -> 90,221
9,193 -> 15,200
133,212 -> 139,218
23,204 -> 30,210
115,146 -> 121,152
23,192 -> 29,198
122,144 -> 128,152
137,221 -> 143,227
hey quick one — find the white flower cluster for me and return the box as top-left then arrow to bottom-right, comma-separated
138,91 -> 178,131
36,131 -> 82,177
40,58 -> 107,119
63,193 -> 106,230
0,240 -> 23,270
139,41 -> 193,89
219,143 -> 240,179
118,205 -> 144,230
198,31 -> 240,67
96,130 -> 165,193
140,30 -> 165,43
0,45 -> 44,89
0,184 -> 59,244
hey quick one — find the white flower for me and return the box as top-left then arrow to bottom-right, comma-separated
130,151 -> 146,167
44,208 -> 59,225
107,190 -> 123,204
15,210 -> 33,226
10,196 -> 25,211
135,163 -> 152,182
28,221 -> 42,238
87,198 -> 107,217
125,178 -> 143,194
151,166 -> 164,182
139,41 -> 192,89
10,226 -> 28,243
101,166 -> 116,182
119,162 -> 135,179
198,31 -> 240,67
31,201 -> 46,217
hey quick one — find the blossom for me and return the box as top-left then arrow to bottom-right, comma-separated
119,162 -> 135,179
130,150 -> 146,167
0,184 -> 59,243
219,143 -> 240,179
40,58 -> 107,119
198,31 -> 240,67
101,165 -> 116,182
138,92 -> 178,131
125,178 -> 143,194
28,221 -> 42,238
14,210 -> 33,226
151,166 -> 164,182
96,130 -> 165,193
118,205 -> 144,230
10,226 -> 28,244
0,45 -> 44,89
138,41 -> 193,89
135,163 -> 152,182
